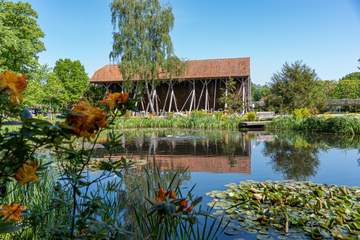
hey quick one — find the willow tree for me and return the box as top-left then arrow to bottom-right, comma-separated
110,0 -> 183,114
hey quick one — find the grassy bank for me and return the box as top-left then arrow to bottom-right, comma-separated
267,114 -> 360,135
114,111 -> 248,130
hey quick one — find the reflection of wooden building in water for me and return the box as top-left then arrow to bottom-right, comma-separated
90,57 -> 251,113
143,155 -> 250,173
119,133 -> 252,173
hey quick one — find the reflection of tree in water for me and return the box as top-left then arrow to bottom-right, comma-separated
263,137 -> 320,181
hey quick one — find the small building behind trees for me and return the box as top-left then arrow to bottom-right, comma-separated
90,57 -> 251,114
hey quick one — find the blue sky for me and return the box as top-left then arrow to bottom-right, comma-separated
25,0 -> 360,84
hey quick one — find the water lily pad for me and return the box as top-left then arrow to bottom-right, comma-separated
208,181 -> 360,239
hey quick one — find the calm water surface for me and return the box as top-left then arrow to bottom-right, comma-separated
107,128 -> 360,239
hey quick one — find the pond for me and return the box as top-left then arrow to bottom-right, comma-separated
96,128 -> 360,239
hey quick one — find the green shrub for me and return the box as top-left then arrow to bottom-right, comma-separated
292,108 -> 311,120
244,112 -> 256,121
267,115 -> 360,135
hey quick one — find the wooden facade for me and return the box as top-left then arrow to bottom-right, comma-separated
90,57 -> 251,114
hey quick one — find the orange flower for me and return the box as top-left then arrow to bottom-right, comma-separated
65,101 -> 108,139
156,187 -> 166,202
0,203 -> 25,222
185,206 -> 193,212
15,161 -> 39,185
179,199 -> 188,209
0,70 -> 27,104
101,92 -> 129,110
167,190 -> 177,200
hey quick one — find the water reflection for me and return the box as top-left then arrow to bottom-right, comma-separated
263,136 -> 320,180
120,129 -> 252,173
93,129 -> 360,184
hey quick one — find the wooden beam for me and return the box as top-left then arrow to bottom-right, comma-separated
197,80 -> 206,110
213,79 -> 217,111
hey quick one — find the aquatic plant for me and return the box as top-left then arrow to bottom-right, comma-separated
115,112 -> 245,131
207,181 -> 360,239
267,115 -> 360,135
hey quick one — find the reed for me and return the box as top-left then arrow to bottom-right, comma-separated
267,115 -> 360,135
115,112 -> 244,131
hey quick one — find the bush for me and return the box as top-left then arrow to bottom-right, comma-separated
244,112 -> 256,121
267,114 -> 360,135
292,108 -> 311,120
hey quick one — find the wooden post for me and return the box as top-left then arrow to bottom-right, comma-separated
189,81 -> 195,112
205,80 -> 209,112
213,79 -> 217,111
197,81 -> 206,109
168,81 -> 173,112
180,87 -> 193,112
242,78 -> 246,114
162,82 -> 171,113
172,88 -> 179,112
225,79 -> 228,110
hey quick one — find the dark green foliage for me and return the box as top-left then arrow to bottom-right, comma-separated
0,0 -> 45,73
251,83 -> 270,102
83,84 -> 107,105
266,61 -> 326,112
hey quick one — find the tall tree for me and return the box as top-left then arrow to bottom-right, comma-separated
110,0 -> 182,113
0,0 -> 45,73
267,61 -> 325,112
53,59 -> 89,104
251,83 -> 270,102
24,65 -> 68,111
333,60 -> 360,99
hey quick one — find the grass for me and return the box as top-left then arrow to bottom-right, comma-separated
267,114 -> 360,135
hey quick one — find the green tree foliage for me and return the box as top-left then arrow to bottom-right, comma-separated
333,62 -> 360,99
24,59 -> 88,111
333,79 -> 360,99
53,59 -> 89,104
110,0 -> 183,113
0,0 -> 45,73
251,83 -> 270,102
219,78 -> 244,112
264,136 -> 319,181
24,65 -> 68,111
340,72 -> 360,81
267,61 -> 325,112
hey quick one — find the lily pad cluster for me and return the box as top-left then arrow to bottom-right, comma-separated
207,181 -> 360,239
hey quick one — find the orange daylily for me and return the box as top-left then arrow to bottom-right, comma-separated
185,206 -> 193,212
0,203 -> 25,222
0,70 -> 27,104
179,199 -> 188,209
15,161 -> 39,185
65,101 -> 108,139
101,92 -> 129,110
156,187 -> 166,202
167,190 -> 177,200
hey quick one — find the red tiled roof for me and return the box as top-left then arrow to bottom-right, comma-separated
90,57 -> 250,83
